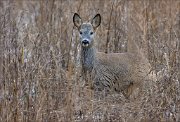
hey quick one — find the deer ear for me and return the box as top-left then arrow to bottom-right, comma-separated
91,14 -> 101,29
73,13 -> 82,28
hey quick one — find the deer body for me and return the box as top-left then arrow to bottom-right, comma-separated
73,13 -> 151,97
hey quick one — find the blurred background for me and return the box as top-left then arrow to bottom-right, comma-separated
0,0 -> 179,122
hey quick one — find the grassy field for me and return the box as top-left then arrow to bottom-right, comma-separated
0,0 -> 179,122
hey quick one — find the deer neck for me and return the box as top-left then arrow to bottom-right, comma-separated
81,47 -> 96,72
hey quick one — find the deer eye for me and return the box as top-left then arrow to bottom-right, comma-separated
80,31 -> 82,35
90,32 -> 93,35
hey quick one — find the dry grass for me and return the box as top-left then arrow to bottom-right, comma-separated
0,0 -> 179,122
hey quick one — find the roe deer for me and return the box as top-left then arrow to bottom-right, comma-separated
73,13 -> 151,98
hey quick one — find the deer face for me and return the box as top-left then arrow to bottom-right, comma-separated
73,13 -> 101,48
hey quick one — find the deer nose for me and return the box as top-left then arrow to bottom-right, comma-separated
82,40 -> 89,45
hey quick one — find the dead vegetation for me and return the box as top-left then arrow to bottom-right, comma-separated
0,0 -> 179,122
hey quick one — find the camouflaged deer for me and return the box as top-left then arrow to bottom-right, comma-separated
73,13 -> 151,98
